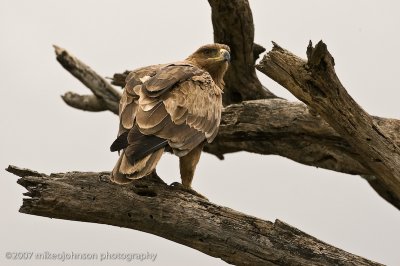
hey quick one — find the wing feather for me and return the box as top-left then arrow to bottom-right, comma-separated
120,97 -> 137,130
113,62 -> 223,159
117,64 -> 165,137
163,71 -> 222,143
136,102 -> 169,130
143,64 -> 199,95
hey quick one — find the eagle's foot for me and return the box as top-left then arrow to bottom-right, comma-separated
169,182 -> 208,200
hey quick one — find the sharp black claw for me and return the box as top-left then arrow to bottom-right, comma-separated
170,182 -> 181,187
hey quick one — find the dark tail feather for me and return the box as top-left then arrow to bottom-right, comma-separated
125,126 -> 168,164
110,131 -> 129,152
110,126 -> 169,158
110,125 -> 168,184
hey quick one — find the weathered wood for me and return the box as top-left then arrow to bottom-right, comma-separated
257,41 -> 400,209
207,0 -> 275,105
111,70 -> 130,87
6,165 -> 381,266
61,92 -> 108,112
206,99 -> 400,177
54,45 -> 120,114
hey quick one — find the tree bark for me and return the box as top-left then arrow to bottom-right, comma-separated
205,99 -> 400,177
257,41 -> 400,210
61,92 -> 108,112
6,165 -> 382,266
54,45 -> 120,114
207,0 -> 275,105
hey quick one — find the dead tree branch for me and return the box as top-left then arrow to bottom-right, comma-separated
205,99 -> 400,176
54,45 -> 120,114
257,41 -> 400,209
6,165 -> 381,266
207,0 -> 275,105
61,92 -> 108,112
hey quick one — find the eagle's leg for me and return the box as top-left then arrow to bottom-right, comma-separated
171,143 -> 207,199
180,143 -> 203,188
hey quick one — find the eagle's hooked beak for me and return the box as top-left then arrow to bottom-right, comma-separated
219,49 -> 231,62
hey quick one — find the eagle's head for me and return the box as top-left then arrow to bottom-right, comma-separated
186,43 -> 230,87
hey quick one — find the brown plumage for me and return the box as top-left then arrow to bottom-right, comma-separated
110,43 -> 230,195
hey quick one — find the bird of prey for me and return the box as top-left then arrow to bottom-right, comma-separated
110,43 -> 230,197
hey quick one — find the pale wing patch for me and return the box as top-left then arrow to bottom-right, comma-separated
139,75 -> 151,83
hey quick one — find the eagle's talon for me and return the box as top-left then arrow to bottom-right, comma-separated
169,182 -> 208,200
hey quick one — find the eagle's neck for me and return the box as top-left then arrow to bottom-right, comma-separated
210,69 -> 226,90
186,58 -> 228,90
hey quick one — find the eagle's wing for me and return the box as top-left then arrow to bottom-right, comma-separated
135,63 -> 223,157
113,62 -> 222,163
117,64 -> 166,138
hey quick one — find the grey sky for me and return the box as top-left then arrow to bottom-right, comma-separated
1,0 -> 399,265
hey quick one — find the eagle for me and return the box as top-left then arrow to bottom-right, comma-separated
110,43 -> 230,197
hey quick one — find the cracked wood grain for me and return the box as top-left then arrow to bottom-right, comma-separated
6,165 -> 382,266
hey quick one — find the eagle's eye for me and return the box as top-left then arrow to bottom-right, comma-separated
201,48 -> 216,57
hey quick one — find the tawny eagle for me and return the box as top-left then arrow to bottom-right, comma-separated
110,43 -> 230,196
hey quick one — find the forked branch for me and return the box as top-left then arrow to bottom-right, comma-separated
257,41 -> 400,209
54,45 -> 120,114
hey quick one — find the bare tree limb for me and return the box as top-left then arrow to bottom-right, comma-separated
205,99 -> 400,176
6,165 -> 382,266
207,0 -> 276,105
256,41 -> 400,209
54,45 -> 120,114
111,70 -> 130,87
61,92 -> 111,113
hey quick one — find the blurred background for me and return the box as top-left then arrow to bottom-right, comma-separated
1,0 -> 399,265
